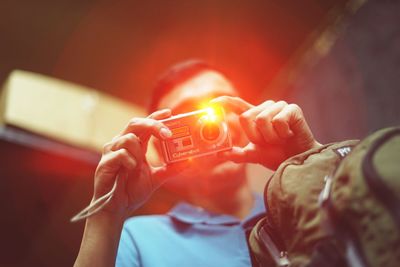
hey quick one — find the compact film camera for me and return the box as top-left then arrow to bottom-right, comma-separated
160,106 -> 232,164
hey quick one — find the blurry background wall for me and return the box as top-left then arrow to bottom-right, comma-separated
0,0 -> 399,266
266,0 -> 400,143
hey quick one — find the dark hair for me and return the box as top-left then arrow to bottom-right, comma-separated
148,59 -> 216,113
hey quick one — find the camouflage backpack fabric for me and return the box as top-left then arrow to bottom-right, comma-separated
320,126 -> 400,267
249,126 -> 400,267
249,139 -> 359,267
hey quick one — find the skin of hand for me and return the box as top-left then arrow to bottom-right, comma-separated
93,108 -> 186,219
211,96 -> 322,170
74,108 -> 190,267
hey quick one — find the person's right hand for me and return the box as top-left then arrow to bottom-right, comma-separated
92,109 -> 185,220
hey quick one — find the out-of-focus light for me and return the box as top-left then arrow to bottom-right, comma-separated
198,100 -> 213,110
201,105 -> 221,122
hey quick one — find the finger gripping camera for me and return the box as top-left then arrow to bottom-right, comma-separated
160,107 -> 232,164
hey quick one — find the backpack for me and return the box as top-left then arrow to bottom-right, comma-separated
320,127 -> 400,267
249,139 -> 359,267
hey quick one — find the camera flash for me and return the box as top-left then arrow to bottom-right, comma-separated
204,107 -> 218,122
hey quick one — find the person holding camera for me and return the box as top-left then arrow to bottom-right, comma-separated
74,60 -> 320,267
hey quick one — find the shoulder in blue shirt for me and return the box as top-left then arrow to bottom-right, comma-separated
116,194 -> 265,267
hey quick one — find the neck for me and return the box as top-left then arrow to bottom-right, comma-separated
186,169 -> 254,220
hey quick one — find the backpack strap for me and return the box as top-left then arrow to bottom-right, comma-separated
362,128 -> 400,228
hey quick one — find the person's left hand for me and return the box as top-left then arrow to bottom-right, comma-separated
211,96 -> 321,170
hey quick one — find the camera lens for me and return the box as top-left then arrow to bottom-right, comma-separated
201,123 -> 221,141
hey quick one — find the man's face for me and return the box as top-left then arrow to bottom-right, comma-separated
155,70 -> 247,191
158,70 -> 235,113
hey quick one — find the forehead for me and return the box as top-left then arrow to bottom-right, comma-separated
157,70 -> 237,112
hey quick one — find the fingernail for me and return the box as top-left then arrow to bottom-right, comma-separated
160,127 -> 172,139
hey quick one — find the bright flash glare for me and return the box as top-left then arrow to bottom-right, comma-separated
197,101 -> 223,122
203,106 -> 219,122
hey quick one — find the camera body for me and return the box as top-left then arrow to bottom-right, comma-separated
160,107 -> 232,164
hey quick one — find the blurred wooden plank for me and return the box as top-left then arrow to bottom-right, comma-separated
0,70 -> 146,152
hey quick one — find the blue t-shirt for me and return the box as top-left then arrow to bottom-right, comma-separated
116,194 -> 265,267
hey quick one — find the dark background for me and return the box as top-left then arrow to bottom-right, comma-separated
0,0 -> 399,266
